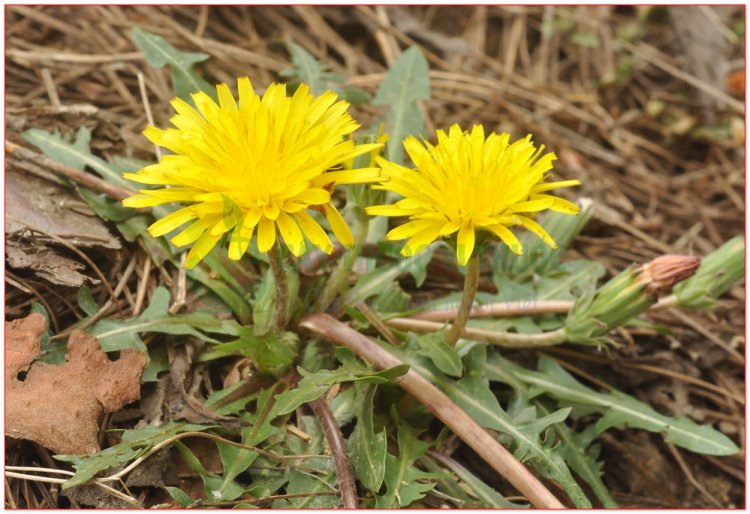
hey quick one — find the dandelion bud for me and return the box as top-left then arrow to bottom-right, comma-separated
566,255 -> 701,346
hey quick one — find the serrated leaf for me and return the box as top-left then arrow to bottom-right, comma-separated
272,364 -> 409,416
87,286 -> 237,353
409,331 -> 463,378
329,385 -> 357,427
484,352 -> 614,507
286,42 -> 334,95
375,418 -> 437,508
204,328 -> 298,377
512,355 -> 739,456
348,383 -> 387,492
283,43 -> 371,105
373,46 -> 430,164
389,341 -> 591,507
273,415 -> 338,508
132,27 -> 215,102
56,422 -> 214,489
23,127 -> 134,190
215,442 -> 258,501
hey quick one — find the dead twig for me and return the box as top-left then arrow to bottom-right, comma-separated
309,398 -> 358,509
299,313 -> 565,509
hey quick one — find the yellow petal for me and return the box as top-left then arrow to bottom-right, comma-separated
366,204 -> 411,217
439,218 -> 462,236
325,204 -> 353,248
293,188 -> 331,206
531,194 -> 580,214
228,210 -> 261,260
276,211 -> 306,257
216,83 -> 237,111
515,215 -> 557,249
531,179 -> 581,193
315,168 -> 381,186
456,223 -> 475,266
486,224 -> 523,255
210,214 -> 237,237
295,211 -> 334,254
171,216 -> 217,247
185,231 -> 220,269
237,76 -> 255,109
264,202 -> 280,220
508,198 -> 554,213
148,206 -> 196,237
386,218 -> 442,241
122,193 -> 157,208
142,125 -> 164,145
401,225 -> 442,257
257,217 -> 276,253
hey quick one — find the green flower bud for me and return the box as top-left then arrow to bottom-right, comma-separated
566,255 -> 701,346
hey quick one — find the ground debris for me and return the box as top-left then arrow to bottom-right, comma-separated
6,313 -> 146,455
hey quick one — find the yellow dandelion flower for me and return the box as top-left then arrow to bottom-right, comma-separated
122,78 -> 382,269
366,124 -> 580,266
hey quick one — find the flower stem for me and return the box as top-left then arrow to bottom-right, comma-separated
444,252 -> 480,347
268,244 -> 289,330
388,317 -> 568,348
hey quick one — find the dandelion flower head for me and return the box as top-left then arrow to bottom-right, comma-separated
366,124 -> 580,265
123,78 -> 381,268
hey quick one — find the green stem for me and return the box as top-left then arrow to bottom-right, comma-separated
388,317 -> 568,348
315,209 -> 369,313
268,244 -> 289,330
444,252 -> 480,347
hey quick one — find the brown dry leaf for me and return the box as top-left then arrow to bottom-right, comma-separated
6,239 -> 100,288
5,169 -> 121,250
6,313 -> 146,455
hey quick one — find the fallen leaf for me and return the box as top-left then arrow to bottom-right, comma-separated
5,169 -> 121,250
6,239 -> 100,287
6,314 -> 146,455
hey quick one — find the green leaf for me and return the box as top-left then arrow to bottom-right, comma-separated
272,364 -> 409,416
214,426 -> 260,501
186,258 -> 253,325
375,417 -> 437,508
22,127 -> 134,190
347,383 -> 387,492
131,27 -> 215,102
484,352 -> 614,507
56,422 -> 214,489
423,453 -> 524,508
283,42 -> 370,104
87,286 -> 240,353
345,245 -> 436,306
510,355 -> 739,456
373,46 -> 430,164
165,486 -> 195,507
284,42 -> 337,96
389,341 -> 591,508
273,415 -> 338,509
76,287 -> 98,317
409,331 -> 463,378
204,328 -> 298,377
